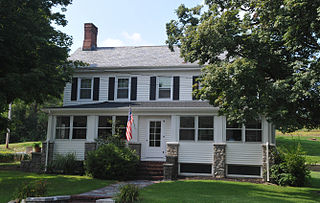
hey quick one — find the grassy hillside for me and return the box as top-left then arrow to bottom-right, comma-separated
0,141 -> 40,154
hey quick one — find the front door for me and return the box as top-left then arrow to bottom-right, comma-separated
146,120 -> 164,159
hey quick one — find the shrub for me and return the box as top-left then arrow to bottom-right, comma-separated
15,180 -> 47,201
270,144 -> 310,186
115,184 -> 140,203
0,153 -> 15,162
85,143 -> 139,180
49,153 -> 79,174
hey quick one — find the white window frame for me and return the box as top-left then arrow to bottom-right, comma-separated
157,76 -> 172,100
97,116 -> 113,139
78,78 -> 93,101
179,116 -> 214,142
226,119 -> 262,143
96,115 -> 128,139
115,77 -> 131,100
226,164 -> 262,178
55,116 -> 70,140
54,116 -> 87,141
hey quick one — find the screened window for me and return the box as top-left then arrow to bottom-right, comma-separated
79,78 -> 92,99
226,121 -> 242,141
149,121 -> 161,147
158,77 -> 171,98
198,116 -> 214,141
116,116 -> 127,139
117,78 -> 129,99
55,116 -> 70,139
227,165 -> 261,176
72,116 -> 87,139
245,120 -> 262,142
180,163 -> 212,174
179,116 -> 195,140
98,116 -> 112,139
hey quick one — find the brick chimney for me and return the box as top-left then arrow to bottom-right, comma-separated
82,23 -> 98,51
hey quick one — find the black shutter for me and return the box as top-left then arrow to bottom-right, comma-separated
93,77 -> 100,101
108,77 -> 115,101
150,76 -> 156,100
71,78 -> 78,101
130,77 -> 137,100
192,76 -> 199,100
173,76 -> 180,100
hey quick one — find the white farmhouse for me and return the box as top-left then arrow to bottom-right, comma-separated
44,23 -> 276,180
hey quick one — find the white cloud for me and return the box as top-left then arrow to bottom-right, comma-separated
101,38 -> 124,47
122,32 -> 142,43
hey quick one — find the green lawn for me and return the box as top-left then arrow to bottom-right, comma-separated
140,172 -> 320,203
0,141 -> 40,153
0,170 -> 114,203
276,130 -> 320,164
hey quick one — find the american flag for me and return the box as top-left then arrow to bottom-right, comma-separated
126,107 -> 133,141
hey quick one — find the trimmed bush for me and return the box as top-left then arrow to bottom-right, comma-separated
0,152 -> 28,162
15,180 -> 47,201
115,184 -> 140,203
85,143 -> 139,180
48,153 -> 79,175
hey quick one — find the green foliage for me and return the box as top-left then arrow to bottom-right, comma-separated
115,184 -> 140,203
0,152 -> 27,162
96,132 -> 126,148
48,153 -> 79,175
166,0 -> 320,132
85,143 -> 139,180
270,144 -> 310,186
15,180 -> 47,201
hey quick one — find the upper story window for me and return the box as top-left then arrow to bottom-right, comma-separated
79,78 -> 92,99
226,119 -> 262,142
55,116 -> 87,140
117,78 -> 129,99
179,116 -> 214,141
158,77 -> 171,99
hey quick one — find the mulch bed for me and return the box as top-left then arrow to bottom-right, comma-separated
178,176 -> 266,184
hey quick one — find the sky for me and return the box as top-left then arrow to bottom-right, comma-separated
53,0 -> 203,54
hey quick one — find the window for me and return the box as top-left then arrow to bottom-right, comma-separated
72,116 -> 87,139
227,165 -> 261,176
198,116 -> 214,141
179,116 -> 214,141
117,78 -> 129,99
116,116 -> 127,139
245,120 -> 262,142
226,121 -> 242,141
55,116 -> 70,139
149,121 -> 161,147
179,117 -> 195,140
79,78 -> 92,99
180,163 -> 212,174
158,77 -> 171,99
98,116 -> 112,139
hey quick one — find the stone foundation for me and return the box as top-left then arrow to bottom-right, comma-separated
21,152 -> 43,173
262,144 -> 276,181
213,144 -> 226,178
85,142 -> 97,159
164,142 -> 179,180
128,143 -> 141,160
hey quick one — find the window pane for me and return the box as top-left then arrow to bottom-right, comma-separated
159,89 -> 170,98
81,79 -> 91,88
73,116 -> 87,127
159,77 -> 171,88
179,129 -> 195,140
56,116 -> 70,127
80,89 -> 91,99
98,129 -> 112,139
199,116 -> 213,128
246,120 -> 262,129
72,129 -> 86,139
180,117 -> 194,128
227,165 -> 261,176
180,163 -> 212,174
245,130 -> 262,142
116,116 -> 127,127
226,121 -> 241,128
117,89 -> 129,98
56,129 -> 70,139
118,79 -> 129,88
155,141 -> 160,147
98,116 -> 112,127
198,129 -> 214,141
226,129 -> 242,141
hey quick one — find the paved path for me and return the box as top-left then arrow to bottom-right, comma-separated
77,180 -> 157,198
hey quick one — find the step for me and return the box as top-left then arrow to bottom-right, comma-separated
136,175 -> 164,180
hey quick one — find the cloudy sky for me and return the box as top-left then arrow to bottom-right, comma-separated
53,0 -> 203,53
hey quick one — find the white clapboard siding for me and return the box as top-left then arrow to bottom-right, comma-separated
179,142 -> 213,163
179,75 -> 193,101
137,75 -> 150,101
226,143 -> 263,165
63,83 -> 72,106
99,76 -> 108,101
53,140 -> 86,160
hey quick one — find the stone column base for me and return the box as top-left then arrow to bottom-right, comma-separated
213,144 -> 226,178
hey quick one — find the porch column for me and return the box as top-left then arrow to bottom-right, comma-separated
164,142 -> 179,180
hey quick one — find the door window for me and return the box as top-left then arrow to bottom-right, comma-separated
149,121 -> 161,147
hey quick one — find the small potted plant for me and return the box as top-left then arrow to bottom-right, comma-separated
34,143 -> 41,152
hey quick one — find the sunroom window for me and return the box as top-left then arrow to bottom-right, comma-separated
72,116 -> 87,139
158,77 -> 171,99
79,78 -> 92,99
117,78 -> 129,99
179,116 -> 214,141
116,116 -> 127,139
55,116 -> 70,139
198,116 -> 214,141
226,121 -> 242,141
179,116 -> 195,140
98,116 -> 113,139
245,120 -> 262,142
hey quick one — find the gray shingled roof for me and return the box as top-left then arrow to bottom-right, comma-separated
52,101 -> 213,109
69,46 -> 199,68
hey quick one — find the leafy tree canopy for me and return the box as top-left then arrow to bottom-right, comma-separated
0,0 -> 78,131
166,0 -> 320,132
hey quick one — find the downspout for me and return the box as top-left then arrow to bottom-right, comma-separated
266,141 -> 269,182
45,111 -> 51,172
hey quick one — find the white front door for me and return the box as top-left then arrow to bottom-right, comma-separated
146,120 -> 165,159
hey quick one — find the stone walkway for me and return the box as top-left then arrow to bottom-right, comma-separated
76,180 -> 157,198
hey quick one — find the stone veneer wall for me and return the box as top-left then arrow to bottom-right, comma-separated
262,144 -> 276,181
84,142 -> 97,160
164,142 -> 179,180
128,143 -> 141,160
21,152 -> 43,173
213,144 -> 226,178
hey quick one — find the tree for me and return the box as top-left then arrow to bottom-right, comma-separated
0,0 -> 76,133
166,0 -> 320,132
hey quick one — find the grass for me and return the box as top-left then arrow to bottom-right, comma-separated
0,170 -> 114,203
0,141 -> 40,154
276,130 -> 320,164
140,172 -> 320,203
